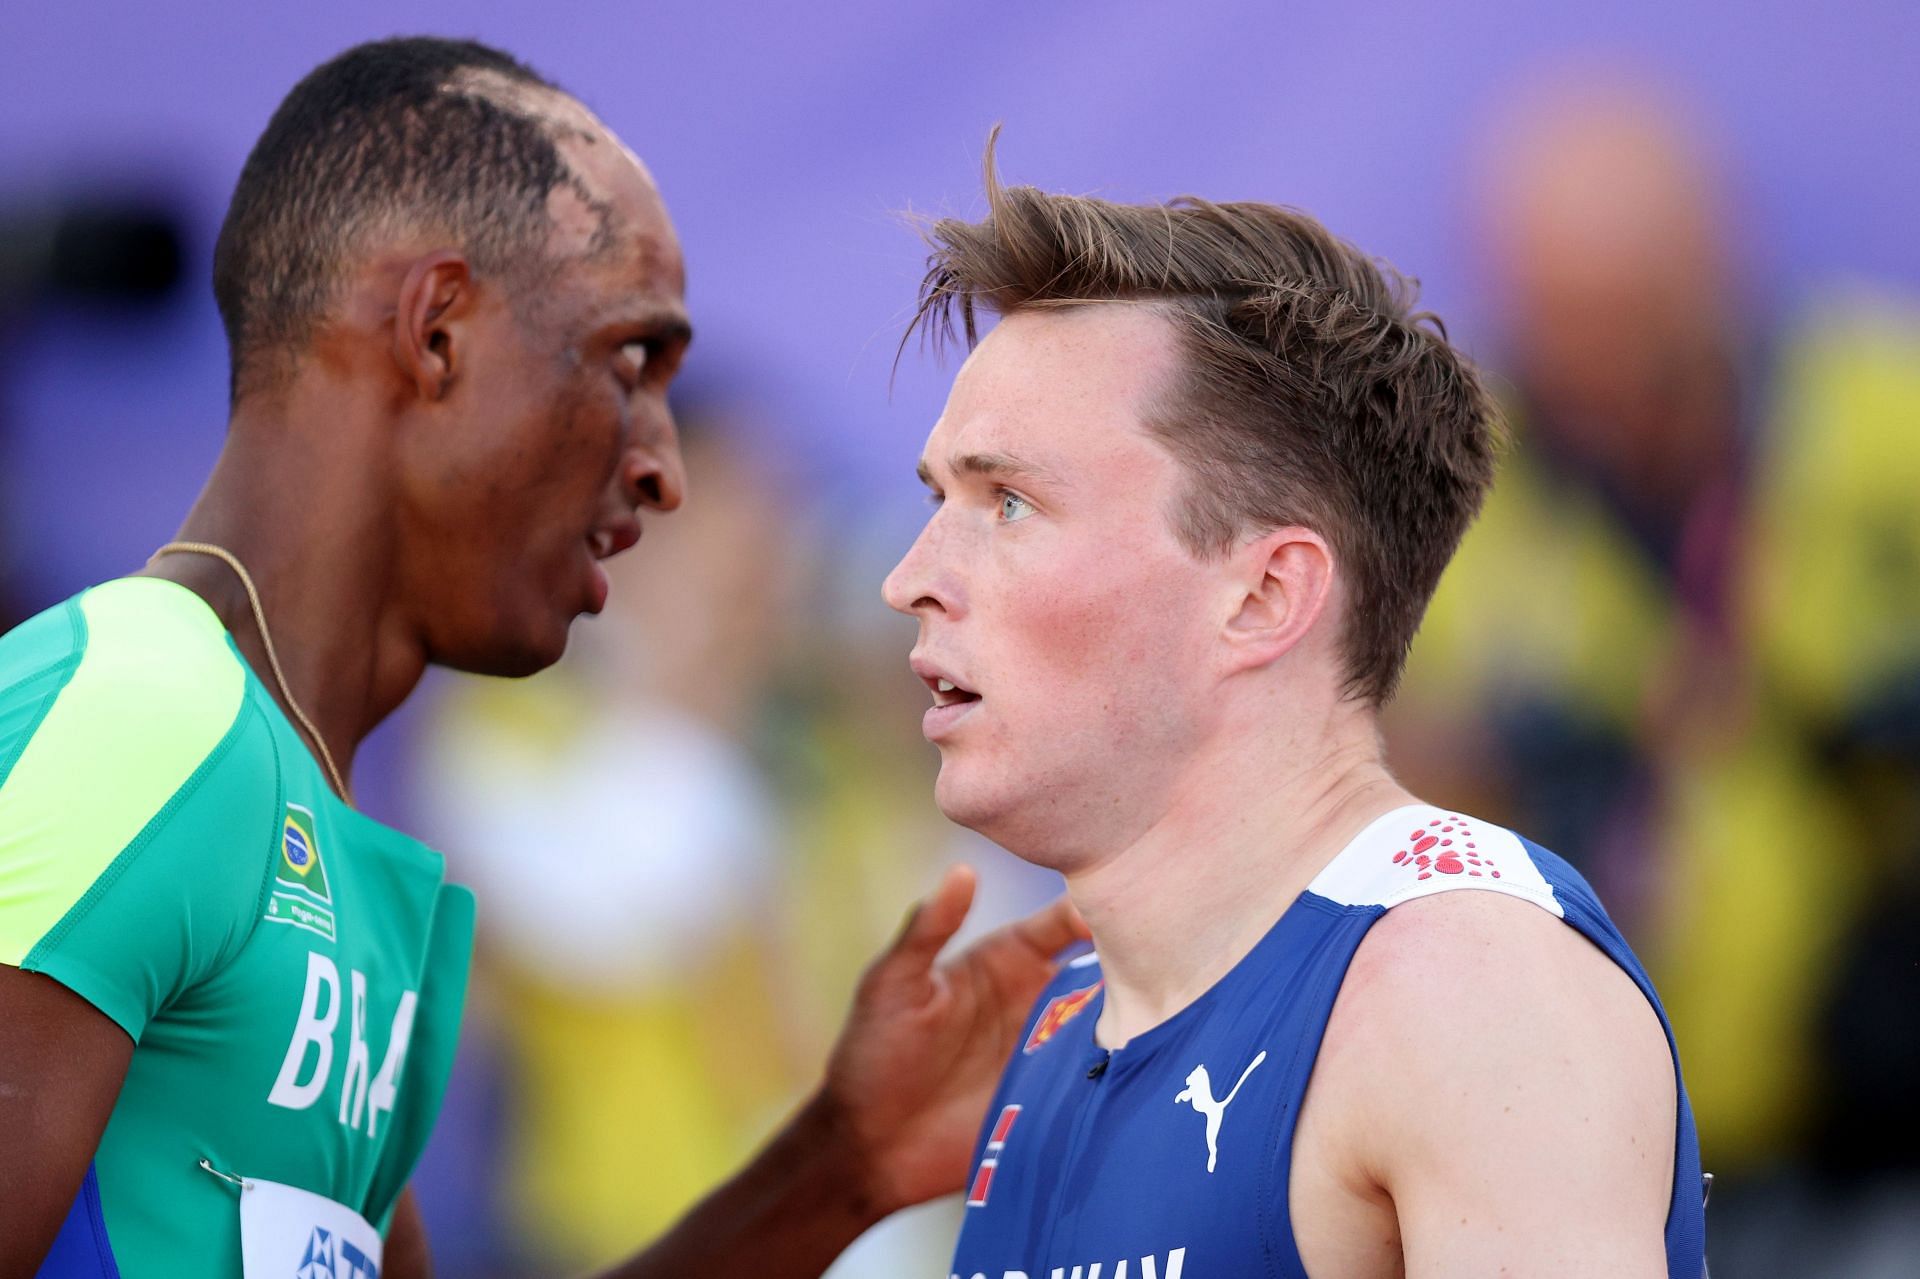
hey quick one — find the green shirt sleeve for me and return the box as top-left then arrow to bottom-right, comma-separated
0,579 -> 283,1039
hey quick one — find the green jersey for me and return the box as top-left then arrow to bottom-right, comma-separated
0,578 -> 474,1278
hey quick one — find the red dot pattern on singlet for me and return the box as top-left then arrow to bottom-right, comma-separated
1389,815 -> 1500,882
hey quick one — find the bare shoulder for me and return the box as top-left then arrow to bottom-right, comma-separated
1299,889 -> 1676,1275
1339,888 -> 1666,1058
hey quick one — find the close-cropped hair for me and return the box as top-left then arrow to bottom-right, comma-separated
212,36 -> 600,399
909,132 -> 1502,705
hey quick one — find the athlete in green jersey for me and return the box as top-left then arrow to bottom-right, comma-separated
0,38 -> 1084,1279
1,577 -> 474,1271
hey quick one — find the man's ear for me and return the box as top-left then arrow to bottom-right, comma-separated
1221,526 -> 1334,673
391,251 -> 475,401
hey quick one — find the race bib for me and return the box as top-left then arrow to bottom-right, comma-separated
238,1175 -> 383,1279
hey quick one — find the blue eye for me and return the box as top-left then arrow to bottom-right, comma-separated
999,490 -> 1035,522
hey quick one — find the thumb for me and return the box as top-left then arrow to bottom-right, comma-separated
1010,893 -> 1091,958
883,864 -> 978,973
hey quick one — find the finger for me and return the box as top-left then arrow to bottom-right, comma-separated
1006,893 -> 1091,958
885,864 -> 978,969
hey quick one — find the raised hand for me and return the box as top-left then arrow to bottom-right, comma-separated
820,865 -> 1089,1215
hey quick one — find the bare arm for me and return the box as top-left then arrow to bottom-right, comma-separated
0,966 -> 134,1279
594,866 -> 1087,1279
1303,892 -> 1676,1278
383,1188 -> 432,1279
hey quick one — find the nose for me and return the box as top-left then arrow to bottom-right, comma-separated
882,514 -> 952,618
624,406 -> 686,513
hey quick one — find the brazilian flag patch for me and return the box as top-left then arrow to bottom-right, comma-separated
267,802 -> 336,941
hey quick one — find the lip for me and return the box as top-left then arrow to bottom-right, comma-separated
923,698 -> 978,741
909,652 -> 974,695
910,651 -> 980,740
582,514 -> 642,615
590,515 -> 643,562
586,559 -> 611,614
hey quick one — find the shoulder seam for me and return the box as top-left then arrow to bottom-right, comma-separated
232,687 -> 287,964
0,600 -> 87,790
1377,879 -> 1563,915
1307,808 -> 1564,918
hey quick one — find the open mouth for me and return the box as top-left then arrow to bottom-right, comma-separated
588,508 -> 644,566
927,676 -> 981,708
588,525 -> 639,561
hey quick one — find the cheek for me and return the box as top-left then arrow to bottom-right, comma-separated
510,388 -> 625,534
419,389 -> 547,525
993,543 -> 1209,730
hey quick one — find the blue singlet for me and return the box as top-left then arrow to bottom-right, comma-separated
949,804 -> 1707,1279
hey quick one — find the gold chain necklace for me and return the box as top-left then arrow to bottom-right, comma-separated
148,542 -> 354,805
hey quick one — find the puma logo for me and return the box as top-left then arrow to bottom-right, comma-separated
1173,1051 -> 1267,1172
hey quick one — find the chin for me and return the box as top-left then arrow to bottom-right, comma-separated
935,768 -> 1067,870
933,765 -> 994,829
480,644 -> 566,679
441,614 -> 574,679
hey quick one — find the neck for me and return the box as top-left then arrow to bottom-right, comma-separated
1070,700 -> 1413,1049
142,399 -> 426,792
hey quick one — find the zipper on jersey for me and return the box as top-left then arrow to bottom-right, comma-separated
1036,1046 -> 1114,1264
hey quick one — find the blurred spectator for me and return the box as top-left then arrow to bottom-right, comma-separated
1387,72 -> 1920,1276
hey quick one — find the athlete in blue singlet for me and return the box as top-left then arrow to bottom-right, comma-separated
885,145 -> 1708,1277
947,810 -> 1705,1277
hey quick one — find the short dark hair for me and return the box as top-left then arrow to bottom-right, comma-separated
910,136 -> 1501,705
213,36 -> 604,398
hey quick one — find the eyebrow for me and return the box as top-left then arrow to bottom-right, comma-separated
643,310 -> 695,347
611,303 -> 695,348
916,450 -> 1067,490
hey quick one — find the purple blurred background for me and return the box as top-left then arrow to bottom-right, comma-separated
2,0 -> 1915,614
5,4 -> 1919,1274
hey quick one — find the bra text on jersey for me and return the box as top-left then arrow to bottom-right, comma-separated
268,950 -> 420,1139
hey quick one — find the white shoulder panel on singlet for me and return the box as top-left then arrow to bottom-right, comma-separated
1306,804 -> 1564,918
